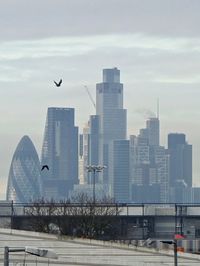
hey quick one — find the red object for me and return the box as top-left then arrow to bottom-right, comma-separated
174,234 -> 185,239
177,247 -> 184,252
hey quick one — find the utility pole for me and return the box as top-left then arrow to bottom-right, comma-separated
174,240 -> 178,266
161,240 -> 178,266
4,247 -> 9,266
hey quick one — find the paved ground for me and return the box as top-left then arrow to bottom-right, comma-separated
0,230 -> 199,265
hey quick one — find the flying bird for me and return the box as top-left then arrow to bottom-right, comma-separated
41,165 -> 49,171
54,79 -> 62,87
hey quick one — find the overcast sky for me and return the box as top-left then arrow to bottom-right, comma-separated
0,0 -> 200,199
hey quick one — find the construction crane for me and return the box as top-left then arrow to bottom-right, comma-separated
84,85 -> 96,109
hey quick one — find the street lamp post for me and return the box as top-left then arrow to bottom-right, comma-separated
4,246 -> 57,266
86,165 -> 106,204
161,240 -> 178,266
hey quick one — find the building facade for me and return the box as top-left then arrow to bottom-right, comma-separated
168,133 -> 192,188
130,118 -> 169,203
146,117 -> 160,146
109,140 -> 130,202
41,107 -> 78,200
96,68 -> 127,186
6,135 -> 41,203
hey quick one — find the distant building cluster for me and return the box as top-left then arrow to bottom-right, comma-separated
6,68 -> 197,203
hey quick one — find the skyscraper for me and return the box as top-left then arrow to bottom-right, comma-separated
81,115 -> 100,185
41,107 -> 78,200
89,115 -> 100,167
96,68 -> 127,185
130,117 -> 169,203
109,140 -> 130,202
146,117 -> 160,146
168,133 -> 192,187
6,135 -> 41,203
82,122 -> 90,184
88,115 -> 100,184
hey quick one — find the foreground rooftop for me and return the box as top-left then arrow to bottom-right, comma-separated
0,229 -> 199,265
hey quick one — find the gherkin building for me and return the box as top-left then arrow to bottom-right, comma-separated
6,135 -> 41,203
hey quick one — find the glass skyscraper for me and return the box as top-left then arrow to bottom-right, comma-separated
130,117 -> 169,203
168,133 -> 192,188
96,68 -> 127,185
41,107 -> 78,200
109,140 -> 130,202
146,117 -> 160,146
6,135 -> 41,203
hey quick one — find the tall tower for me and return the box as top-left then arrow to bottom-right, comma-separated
130,116 -> 169,203
41,107 -> 78,200
7,136 -> 41,203
146,117 -> 160,146
96,68 -> 127,185
168,133 -> 192,187
109,140 -> 130,202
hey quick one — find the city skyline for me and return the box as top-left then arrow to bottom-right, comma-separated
1,0 -> 200,199
5,68 -> 193,203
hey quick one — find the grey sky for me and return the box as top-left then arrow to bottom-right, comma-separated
0,0 -> 200,198
0,0 -> 199,39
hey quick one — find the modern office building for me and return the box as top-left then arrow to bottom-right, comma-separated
109,140 -> 130,202
41,107 -> 78,200
82,123 -> 90,184
130,134 -> 149,186
130,117 -> 169,203
168,133 -> 192,187
78,134 -> 84,184
146,117 -> 160,146
170,180 -> 192,203
96,68 -> 127,185
79,134 -> 83,157
6,135 -> 41,203
132,184 -> 160,203
192,187 -> 200,203
81,115 -> 100,185
153,146 -> 169,203
89,115 -> 100,167
70,183 -> 106,201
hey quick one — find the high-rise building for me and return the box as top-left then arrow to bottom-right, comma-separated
78,134 -> 84,184
130,117 -> 169,203
96,68 -> 127,185
41,107 -> 78,200
168,133 -> 186,149
168,133 -> 192,187
6,135 -> 41,203
82,123 -> 90,184
89,115 -> 99,167
146,117 -> 160,146
88,115 -> 100,184
109,140 -> 130,202
153,146 -> 169,203
81,115 -> 100,185
79,134 -> 83,157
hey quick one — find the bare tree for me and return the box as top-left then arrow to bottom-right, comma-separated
22,194 -> 122,239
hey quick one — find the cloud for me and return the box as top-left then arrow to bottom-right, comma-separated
0,0 -> 200,40
134,108 -> 156,119
0,34 -> 200,61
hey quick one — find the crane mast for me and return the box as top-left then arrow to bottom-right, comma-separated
84,85 -> 96,109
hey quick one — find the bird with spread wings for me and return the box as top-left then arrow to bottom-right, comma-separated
54,79 -> 62,87
41,165 -> 49,171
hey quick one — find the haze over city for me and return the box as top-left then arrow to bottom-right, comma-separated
1,0 -> 200,199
